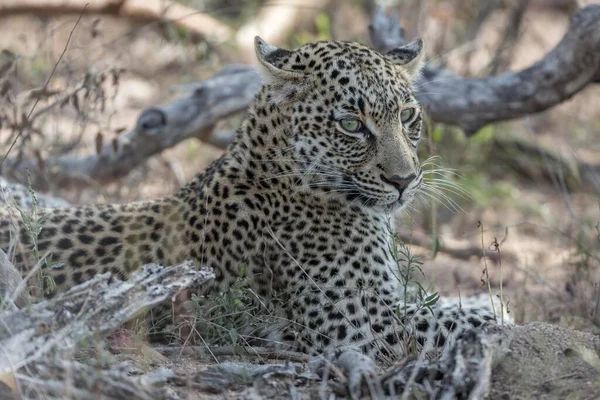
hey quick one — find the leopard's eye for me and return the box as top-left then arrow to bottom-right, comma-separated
400,108 -> 416,124
338,119 -> 363,133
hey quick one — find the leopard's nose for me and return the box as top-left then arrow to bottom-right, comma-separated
381,174 -> 416,195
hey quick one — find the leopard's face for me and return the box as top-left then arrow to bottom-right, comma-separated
255,38 -> 425,211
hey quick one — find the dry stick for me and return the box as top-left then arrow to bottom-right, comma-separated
491,236 -> 507,325
396,226 -> 515,264
478,221 -> 498,322
123,345 -> 312,363
0,3 -> 88,171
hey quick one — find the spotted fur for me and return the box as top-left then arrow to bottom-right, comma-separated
0,37 -> 501,358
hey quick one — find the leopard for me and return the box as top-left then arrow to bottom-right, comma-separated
1,36 -> 506,391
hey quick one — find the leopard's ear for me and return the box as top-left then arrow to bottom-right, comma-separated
384,38 -> 425,79
254,36 -> 305,83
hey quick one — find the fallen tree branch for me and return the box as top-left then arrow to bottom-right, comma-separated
2,66 -> 261,190
2,5 -> 599,190
491,136 -> 600,192
118,345 -> 312,363
0,0 -> 232,42
0,261 -> 213,399
191,362 -> 311,394
378,324 -> 513,398
395,227 -> 517,265
0,262 -> 214,371
16,360 -> 179,400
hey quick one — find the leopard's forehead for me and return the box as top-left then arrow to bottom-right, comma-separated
272,40 -> 403,81
298,40 -> 385,64
265,40 -> 414,113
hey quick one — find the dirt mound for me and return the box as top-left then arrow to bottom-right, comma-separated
491,322 -> 600,399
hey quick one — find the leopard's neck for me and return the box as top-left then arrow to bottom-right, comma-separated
229,87 -> 299,173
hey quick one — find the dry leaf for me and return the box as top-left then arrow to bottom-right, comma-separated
71,93 -> 79,112
91,19 -> 102,38
0,370 -> 18,392
34,150 -> 45,172
138,343 -> 168,365
95,131 -> 104,155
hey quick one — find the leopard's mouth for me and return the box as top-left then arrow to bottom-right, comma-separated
310,172 -> 416,211
338,174 -> 400,209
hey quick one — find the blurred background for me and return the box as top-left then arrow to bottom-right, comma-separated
0,0 -> 598,331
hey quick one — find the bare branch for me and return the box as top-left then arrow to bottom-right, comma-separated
370,4 -> 600,135
379,324 -> 512,398
2,67 -> 260,190
152,345 -> 311,363
442,6 -> 600,129
0,0 -> 232,42
394,227 -> 518,265
368,6 -> 407,53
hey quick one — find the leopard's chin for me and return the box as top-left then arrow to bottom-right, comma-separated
385,193 -> 417,213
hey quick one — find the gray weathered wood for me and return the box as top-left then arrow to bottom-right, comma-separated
0,248 -> 31,310
17,361 -> 179,400
0,262 -> 213,371
410,5 -> 600,134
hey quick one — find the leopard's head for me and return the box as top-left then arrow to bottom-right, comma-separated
255,36 -> 425,212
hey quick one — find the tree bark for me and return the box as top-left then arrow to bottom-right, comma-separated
369,5 -> 600,134
0,262 -> 213,371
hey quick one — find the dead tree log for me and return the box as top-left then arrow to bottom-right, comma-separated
368,5 -> 600,134
16,361 -> 179,400
2,4 -> 600,190
0,261 -> 213,399
0,262 -> 213,371
377,324 -> 513,398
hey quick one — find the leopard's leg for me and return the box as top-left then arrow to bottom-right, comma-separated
379,323 -> 513,398
310,294 -> 511,398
